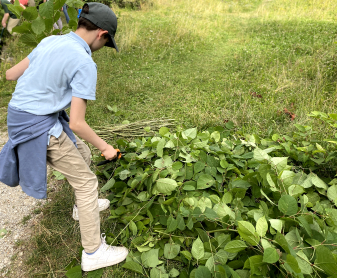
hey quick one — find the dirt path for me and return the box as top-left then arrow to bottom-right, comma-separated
0,131 -> 48,277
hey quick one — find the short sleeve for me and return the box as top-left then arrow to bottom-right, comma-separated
70,62 -> 97,100
1,2 -> 9,14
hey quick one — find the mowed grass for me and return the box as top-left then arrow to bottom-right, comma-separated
1,0 -> 337,277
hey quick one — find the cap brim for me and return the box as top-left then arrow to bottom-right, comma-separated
105,35 -> 119,52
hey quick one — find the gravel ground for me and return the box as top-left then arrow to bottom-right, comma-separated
0,132 -> 49,277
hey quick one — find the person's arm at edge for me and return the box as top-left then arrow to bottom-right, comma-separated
69,96 -> 118,160
2,13 -> 9,28
6,57 -> 30,80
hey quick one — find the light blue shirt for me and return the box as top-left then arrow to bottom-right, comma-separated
9,32 -> 97,141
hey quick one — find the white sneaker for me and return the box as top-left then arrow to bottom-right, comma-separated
72,199 -> 110,221
81,234 -> 128,271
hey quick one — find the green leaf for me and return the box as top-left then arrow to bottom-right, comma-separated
256,216 -> 268,237
150,266 -> 168,278
192,237 -> 204,260
263,248 -> 279,264
20,33 -> 38,47
100,178 -> 115,192
67,6 -> 78,21
122,261 -> 144,274
194,161 -> 205,173
87,268 -> 103,278
312,174 -> 328,190
65,265 -> 82,278
157,138 -> 166,158
169,268 -> 179,277
269,219 -> 284,233
129,220 -> 137,236
270,157 -> 287,173
195,266 -> 211,278
166,216 -> 177,233
180,250 -> 192,261
176,214 -> 186,231
286,254 -> 301,273
253,148 -> 270,161
22,6 -> 38,20
164,243 -> 180,259
153,178 -> 178,195
215,249 -> 228,264
141,249 -> 160,268
237,221 -> 260,245
315,245 -> 337,276
204,207 -> 218,220
327,184 -> 337,205
31,16 -> 46,35
182,128 -> 197,140
39,1 -> 54,19
220,159 -> 229,168
278,195 -> 298,216
224,240 -> 247,253
197,174 -> 215,189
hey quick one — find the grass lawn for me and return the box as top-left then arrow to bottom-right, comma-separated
1,0 -> 337,277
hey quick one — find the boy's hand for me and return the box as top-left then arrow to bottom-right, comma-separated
101,144 -> 118,161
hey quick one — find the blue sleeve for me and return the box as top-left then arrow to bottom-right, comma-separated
70,62 -> 97,100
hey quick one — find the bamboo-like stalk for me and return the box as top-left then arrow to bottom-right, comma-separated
94,118 -> 175,139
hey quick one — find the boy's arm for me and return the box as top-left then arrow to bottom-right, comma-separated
69,96 -> 118,160
6,57 -> 30,81
2,13 -> 9,28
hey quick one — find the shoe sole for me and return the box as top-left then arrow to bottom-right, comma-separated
81,251 -> 128,272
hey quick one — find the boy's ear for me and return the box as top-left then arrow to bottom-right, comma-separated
98,29 -> 109,39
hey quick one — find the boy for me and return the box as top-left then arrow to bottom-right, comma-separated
0,2 -> 128,271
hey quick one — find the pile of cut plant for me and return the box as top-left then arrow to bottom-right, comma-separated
92,118 -> 337,278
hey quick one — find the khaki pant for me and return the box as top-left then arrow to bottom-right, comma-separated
47,131 -> 101,253
7,18 -> 20,34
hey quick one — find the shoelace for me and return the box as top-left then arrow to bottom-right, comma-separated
100,233 -> 115,251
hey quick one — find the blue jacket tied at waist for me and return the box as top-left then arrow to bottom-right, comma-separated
0,105 -> 77,199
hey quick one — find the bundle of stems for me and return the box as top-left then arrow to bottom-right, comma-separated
94,118 -> 176,139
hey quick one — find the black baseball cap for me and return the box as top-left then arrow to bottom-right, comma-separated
80,2 -> 119,51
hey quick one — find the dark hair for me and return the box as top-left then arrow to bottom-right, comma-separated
77,4 -> 99,31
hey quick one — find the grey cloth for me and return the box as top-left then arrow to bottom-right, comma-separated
0,105 -> 77,199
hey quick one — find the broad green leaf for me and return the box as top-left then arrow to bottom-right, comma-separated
65,265 -> 82,278
197,174 -> 215,189
253,148 -> 269,161
192,237 -> 204,260
204,207 -> 218,220
180,250 -> 192,261
269,219 -> 284,233
122,261 -> 143,274
222,192 -> 232,204
150,266 -> 168,278
31,16 -> 46,35
129,220 -> 137,236
20,33 -> 38,47
327,184 -> 337,205
197,197 -> 212,213
141,249 -> 160,268
182,128 -> 197,140
100,177 -> 115,192
256,216 -> 268,237
211,131 -> 220,142
166,216 -> 177,233
87,268 -> 103,278
22,7 -> 38,20
195,266 -> 211,278
215,249 -> 228,264
39,1 -> 54,19
263,248 -> 279,264
205,257 -> 215,273
194,161 -> 205,173
157,138 -> 166,157
220,159 -> 229,168
164,243 -> 180,259
153,178 -> 178,195
286,254 -> 301,273
176,214 -> 186,231
312,174 -> 328,190
296,250 -> 312,274
169,268 -> 180,277
214,203 -> 235,219
237,221 -> 259,245
315,245 -> 337,276
224,240 -> 247,253
270,157 -> 287,173
288,184 -> 304,198
278,195 -> 298,216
